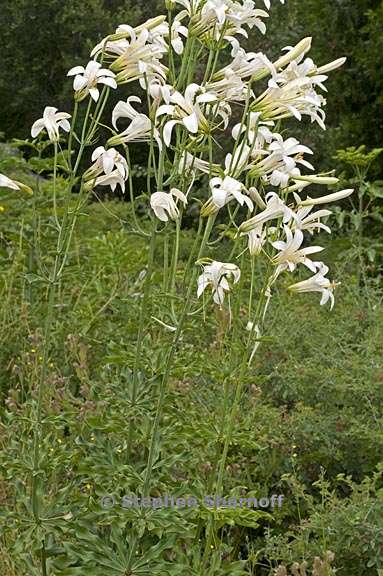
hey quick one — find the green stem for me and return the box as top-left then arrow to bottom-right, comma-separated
127,230 -> 157,454
169,216 -> 181,319
67,102 -> 78,169
52,143 -> 60,230
126,217 -> 214,572
30,95 -> 94,575
202,268 -> 273,564
142,216 -> 213,495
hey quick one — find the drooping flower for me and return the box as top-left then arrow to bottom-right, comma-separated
206,71 -> 248,103
85,170 -> 127,193
84,147 -> 128,182
288,263 -> 338,309
224,144 -> 252,177
293,206 -> 332,235
271,226 -> 324,276
214,49 -> 274,83
177,151 -> 220,176
246,224 -> 267,256
67,61 -> 117,102
83,148 -> 129,193
232,112 -> 274,152
150,188 -> 187,222
209,176 -> 253,211
108,96 -> 162,149
31,107 -> 71,142
112,96 -> 146,130
197,260 -> 241,305
170,16 -> 188,54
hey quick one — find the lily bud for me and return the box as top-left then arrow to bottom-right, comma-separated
293,175 -> 339,186
135,15 -> 167,34
14,180 -> 33,195
274,37 -> 312,70
201,199 -> 219,217
249,187 -> 267,210
316,58 -> 346,75
299,189 -> 354,206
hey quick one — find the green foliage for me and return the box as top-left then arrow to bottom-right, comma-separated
1,160 -> 383,574
329,145 -> 383,275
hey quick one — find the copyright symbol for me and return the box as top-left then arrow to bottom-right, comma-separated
101,494 -> 116,509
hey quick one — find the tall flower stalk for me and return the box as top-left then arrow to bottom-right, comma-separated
8,0 -> 355,572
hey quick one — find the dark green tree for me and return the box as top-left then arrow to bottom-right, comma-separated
0,0 -> 148,138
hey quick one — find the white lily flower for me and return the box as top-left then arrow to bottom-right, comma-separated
253,70 -> 327,129
293,206 -> 332,235
246,224 -> 267,256
224,144 -> 252,177
92,21 -> 168,88
206,70 -> 248,102
239,192 -> 294,233
85,169 -> 126,193
214,49 -> 275,82
179,0 -> 269,41
177,151 -> 220,176
67,61 -> 117,102
84,147 -> 128,181
0,174 -> 32,194
197,260 -> 241,306
156,84 -> 229,146
108,96 -> 162,150
224,1 -> 270,35
83,147 -> 129,194
209,175 -> 254,211
148,80 -> 173,104
252,50 -> 346,129
272,226 -> 324,276
170,17 -> 188,54
112,95 -> 143,130
288,263 -> 338,309
31,106 -> 71,142
248,133 -> 314,187
268,134 -> 313,163
150,188 -> 187,222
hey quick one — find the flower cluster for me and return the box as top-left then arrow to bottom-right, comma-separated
28,0 -> 352,319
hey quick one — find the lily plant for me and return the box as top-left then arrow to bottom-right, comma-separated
7,0 -> 355,573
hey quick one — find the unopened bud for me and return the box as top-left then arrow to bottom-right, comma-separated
274,37 -> 312,70
293,175 -> 339,186
316,57 -> 346,75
